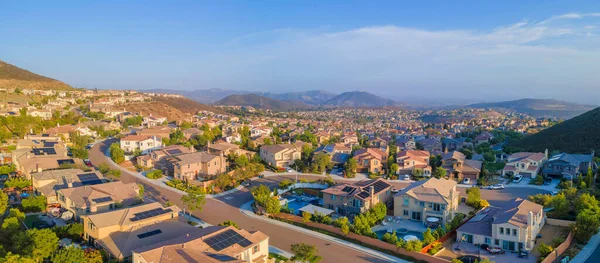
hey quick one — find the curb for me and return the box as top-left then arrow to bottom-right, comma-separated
239,201 -> 410,263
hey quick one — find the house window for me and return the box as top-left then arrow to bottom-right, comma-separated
419,202 -> 425,207
441,204 -> 446,210
500,227 -> 504,235
414,199 -> 418,205
494,239 -> 499,246
404,198 -> 409,206
512,229 -> 517,236
484,237 -> 491,245
252,245 -> 259,254
403,210 -> 409,216
432,203 -> 441,211
331,195 -> 336,201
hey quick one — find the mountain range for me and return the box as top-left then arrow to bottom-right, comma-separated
467,98 -> 597,119
215,94 -> 312,110
515,107 -> 600,155
0,60 -> 73,90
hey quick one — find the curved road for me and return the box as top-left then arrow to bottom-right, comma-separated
89,139 -> 547,263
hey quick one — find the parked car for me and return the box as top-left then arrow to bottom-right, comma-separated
462,178 -> 471,184
489,184 -> 504,190
83,159 -> 92,167
513,175 -> 523,183
549,190 -> 559,196
85,143 -> 94,150
403,174 -> 411,181
242,180 -> 251,187
285,167 -> 295,173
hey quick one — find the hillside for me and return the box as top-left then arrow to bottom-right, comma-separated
116,96 -> 226,121
144,88 -> 251,104
468,98 -> 596,119
0,60 -> 73,90
322,91 -> 400,107
261,90 -> 337,105
215,94 -> 312,111
515,107 -> 600,154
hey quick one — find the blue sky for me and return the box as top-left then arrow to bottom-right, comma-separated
1,1 -> 599,104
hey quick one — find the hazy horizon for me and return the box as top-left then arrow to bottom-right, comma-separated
1,1 -> 599,105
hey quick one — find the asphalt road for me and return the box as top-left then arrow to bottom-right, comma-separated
89,139 -> 549,263
89,139 -> 392,263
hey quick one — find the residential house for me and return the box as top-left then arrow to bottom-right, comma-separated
12,146 -> 82,179
31,169 -> 106,204
171,152 -> 227,181
353,148 -> 387,174
135,126 -> 173,139
57,181 -> 141,220
27,109 -> 53,120
395,150 -> 432,177
182,128 -> 203,139
542,151 -> 597,179
259,144 -> 301,168
419,138 -> 443,155
456,198 -> 544,252
502,151 -> 547,178
250,126 -> 273,138
321,178 -> 393,216
132,225 -> 271,263
475,132 -> 494,145
442,138 -> 465,152
208,142 -> 243,157
396,137 -> 416,151
369,137 -> 389,152
393,178 -> 459,225
136,145 -> 194,172
120,135 -> 163,154
441,151 -> 482,181
143,115 -> 167,127
313,144 -> 352,167
81,202 -> 187,260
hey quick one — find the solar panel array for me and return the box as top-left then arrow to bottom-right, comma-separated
137,229 -> 162,239
92,196 -> 113,203
206,253 -> 239,262
32,148 -> 57,155
166,149 -> 183,155
43,141 -> 58,147
372,180 -> 390,193
357,191 -> 370,199
130,208 -> 174,222
342,186 -> 354,193
57,159 -> 75,166
77,173 -> 103,185
204,229 -> 253,251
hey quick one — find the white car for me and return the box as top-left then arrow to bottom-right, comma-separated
513,175 -> 523,183
403,174 -> 411,181
489,184 -> 504,190
462,178 -> 471,184
285,167 -> 294,173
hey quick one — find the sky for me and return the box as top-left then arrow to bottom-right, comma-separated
1,0 -> 599,105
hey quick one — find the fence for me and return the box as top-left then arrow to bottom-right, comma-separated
546,218 -> 575,227
276,182 -> 329,195
540,231 -> 574,263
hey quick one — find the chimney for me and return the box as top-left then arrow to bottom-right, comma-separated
527,211 -> 534,226
67,179 -> 73,188
370,186 -> 375,207
90,200 -> 97,213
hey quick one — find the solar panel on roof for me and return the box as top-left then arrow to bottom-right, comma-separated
32,148 -> 57,156
77,173 -> 103,186
130,208 -> 173,222
207,253 -> 238,262
357,191 -> 370,199
57,159 -> 75,166
92,197 -> 113,203
166,149 -> 183,155
43,141 -> 57,147
137,229 -> 162,239
204,229 -> 253,251
342,186 -> 354,193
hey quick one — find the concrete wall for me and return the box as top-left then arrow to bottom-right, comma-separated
541,231 -> 574,263
546,218 -> 575,227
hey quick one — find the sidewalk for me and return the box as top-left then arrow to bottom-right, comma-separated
239,201 -> 411,263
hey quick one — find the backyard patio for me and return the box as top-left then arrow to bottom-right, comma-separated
371,216 -> 428,240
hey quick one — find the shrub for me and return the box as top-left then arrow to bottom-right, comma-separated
428,242 -> 443,255
302,211 -> 312,222
278,179 -> 294,189
146,170 -> 163,179
108,169 -> 121,178
537,243 -> 553,257
404,240 -> 423,252
422,228 -> 436,245
22,195 -> 47,212
382,231 -> 398,244
321,216 -> 333,225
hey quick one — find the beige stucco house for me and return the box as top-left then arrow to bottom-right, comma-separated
171,151 -> 227,181
321,178 -> 393,216
259,144 -> 301,168
393,178 -> 459,225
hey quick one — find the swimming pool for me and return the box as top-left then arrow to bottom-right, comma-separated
285,199 -> 320,215
374,228 -> 424,241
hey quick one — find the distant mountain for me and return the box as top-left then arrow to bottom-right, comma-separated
322,91 -> 400,107
467,98 -> 597,119
144,88 -> 252,104
515,107 -> 600,155
0,60 -> 73,90
260,90 -> 337,105
215,94 -> 312,111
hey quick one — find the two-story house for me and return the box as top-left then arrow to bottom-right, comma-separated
395,150 -> 432,177
120,135 -> 163,154
353,148 -> 387,174
57,181 -> 141,220
393,178 -> 459,225
441,151 -> 482,181
132,225 -> 271,263
31,169 -> 106,205
419,138 -> 443,155
542,151 -> 597,179
457,198 -> 544,252
136,145 -> 194,172
502,151 -> 547,178
396,137 -> 416,151
313,143 -> 352,167
321,178 -> 392,216
250,126 -> 273,138
259,144 -> 301,168
171,151 -> 227,181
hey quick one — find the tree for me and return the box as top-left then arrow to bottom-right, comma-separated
466,187 -> 481,208
218,220 -> 240,229
0,191 -> 7,216
0,252 -> 36,263
265,196 -> 281,215
413,168 -> 424,177
451,259 -> 464,263
109,143 -> 125,163
27,228 -> 59,262
549,193 -> 569,218
290,243 -> 322,263
382,231 -> 398,244
529,193 -> 552,206
137,183 -> 145,198
21,195 -> 46,212
575,208 -> 600,243
302,211 -> 312,222
537,243 -> 554,257
575,193 -> 599,213
251,185 -> 272,207
422,228 -> 436,245
432,168 -> 446,179
311,153 -> 332,173
404,240 -> 423,252
51,246 -> 85,263
83,249 -> 103,263
1,217 -> 20,232
389,163 -> 399,176
213,174 -> 232,191
108,169 -> 121,178
344,158 -> 357,178
146,170 -> 163,179
586,167 -> 594,188
180,192 -> 206,217
97,163 -> 111,175
234,154 -> 249,168
340,222 -> 350,235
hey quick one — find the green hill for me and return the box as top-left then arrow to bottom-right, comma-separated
0,60 -> 73,90
468,98 -> 596,119
515,107 -> 600,155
